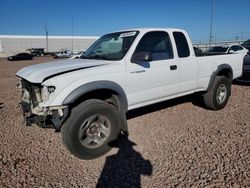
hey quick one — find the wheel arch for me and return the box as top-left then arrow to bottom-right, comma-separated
207,64 -> 233,91
62,81 -> 128,113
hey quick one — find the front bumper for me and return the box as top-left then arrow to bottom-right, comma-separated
20,101 -> 68,131
21,101 -> 53,128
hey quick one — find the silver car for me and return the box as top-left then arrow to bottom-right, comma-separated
53,50 -> 72,59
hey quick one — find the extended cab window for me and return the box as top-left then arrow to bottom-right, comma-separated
173,32 -> 190,58
134,31 -> 173,61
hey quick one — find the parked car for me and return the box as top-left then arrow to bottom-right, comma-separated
241,39 -> 250,51
53,50 -> 72,59
7,53 -> 33,61
16,28 -> 245,160
237,55 -> 250,82
206,45 -> 248,56
193,47 -> 203,56
28,48 -> 45,56
69,51 -> 85,59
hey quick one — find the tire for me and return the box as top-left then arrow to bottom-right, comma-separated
61,99 -> 121,160
203,76 -> 231,110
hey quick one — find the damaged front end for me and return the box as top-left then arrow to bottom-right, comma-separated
17,79 -> 68,131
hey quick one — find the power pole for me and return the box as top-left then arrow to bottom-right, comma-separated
71,17 -> 74,51
209,0 -> 214,47
45,25 -> 49,52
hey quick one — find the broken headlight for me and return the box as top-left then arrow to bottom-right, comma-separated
41,86 -> 56,101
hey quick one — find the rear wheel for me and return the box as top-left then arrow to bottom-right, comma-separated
203,76 -> 231,110
61,99 -> 121,160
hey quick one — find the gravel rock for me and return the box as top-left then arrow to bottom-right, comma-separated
0,57 -> 249,187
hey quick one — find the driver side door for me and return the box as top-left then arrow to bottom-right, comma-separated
126,31 -> 179,109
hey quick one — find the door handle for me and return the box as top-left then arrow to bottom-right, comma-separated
170,65 -> 177,70
130,70 -> 146,73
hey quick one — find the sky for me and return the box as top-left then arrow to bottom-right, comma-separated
0,0 -> 249,42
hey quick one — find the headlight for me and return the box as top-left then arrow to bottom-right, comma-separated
41,86 -> 56,101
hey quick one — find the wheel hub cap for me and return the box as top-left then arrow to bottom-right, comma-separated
216,84 -> 227,104
87,123 -> 99,135
79,114 -> 111,149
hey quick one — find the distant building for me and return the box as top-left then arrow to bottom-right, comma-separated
0,35 -> 99,57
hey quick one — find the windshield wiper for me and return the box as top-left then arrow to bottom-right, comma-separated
81,54 -> 109,60
81,55 -> 89,59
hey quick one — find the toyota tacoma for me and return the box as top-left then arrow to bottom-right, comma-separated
16,28 -> 244,159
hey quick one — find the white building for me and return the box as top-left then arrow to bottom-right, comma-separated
0,35 -> 99,57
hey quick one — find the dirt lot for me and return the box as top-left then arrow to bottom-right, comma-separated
0,57 -> 249,187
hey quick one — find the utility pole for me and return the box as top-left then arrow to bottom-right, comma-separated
71,17 -> 74,51
209,0 -> 214,47
45,25 -> 49,52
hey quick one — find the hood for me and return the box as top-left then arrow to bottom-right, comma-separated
16,59 -> 111,83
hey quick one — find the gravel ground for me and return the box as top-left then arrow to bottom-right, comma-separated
0,57 -> 249,187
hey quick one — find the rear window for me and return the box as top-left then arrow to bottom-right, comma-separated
173,32 -> 190,58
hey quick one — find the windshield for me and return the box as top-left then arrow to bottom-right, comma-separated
208,46 -> 229,53
82,31 -> 139,60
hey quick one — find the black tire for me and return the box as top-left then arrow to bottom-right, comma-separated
61,99 -> 121,160
203,76 -> 231,110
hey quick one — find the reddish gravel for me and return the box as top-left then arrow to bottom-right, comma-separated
0,57 -> 249,187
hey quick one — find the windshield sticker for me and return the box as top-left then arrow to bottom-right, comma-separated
119,31 -> 137,38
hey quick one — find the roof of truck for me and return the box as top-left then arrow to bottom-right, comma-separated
115,28 -> 186,33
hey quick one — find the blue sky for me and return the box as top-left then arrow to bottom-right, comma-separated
0,0 -> 249,42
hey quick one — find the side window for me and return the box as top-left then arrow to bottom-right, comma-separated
228,47 -> 234,52
134,31 -> 173,61
173,32 -> 190,58
229,46 -> 237,52
236,46 -> 243,51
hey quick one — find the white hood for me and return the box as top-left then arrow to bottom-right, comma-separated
16,59 -> 110,83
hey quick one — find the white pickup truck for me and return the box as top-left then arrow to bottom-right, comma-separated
16,28 -> 244,159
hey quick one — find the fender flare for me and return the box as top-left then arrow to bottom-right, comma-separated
62,81 -> 128,112
207,64 -> 233,91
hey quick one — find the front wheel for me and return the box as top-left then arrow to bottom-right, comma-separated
203,76 -> 231,110
61,99 -> 121,160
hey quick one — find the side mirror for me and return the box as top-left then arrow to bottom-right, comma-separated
228,50 -> 235,54
131,52 -> 153,63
